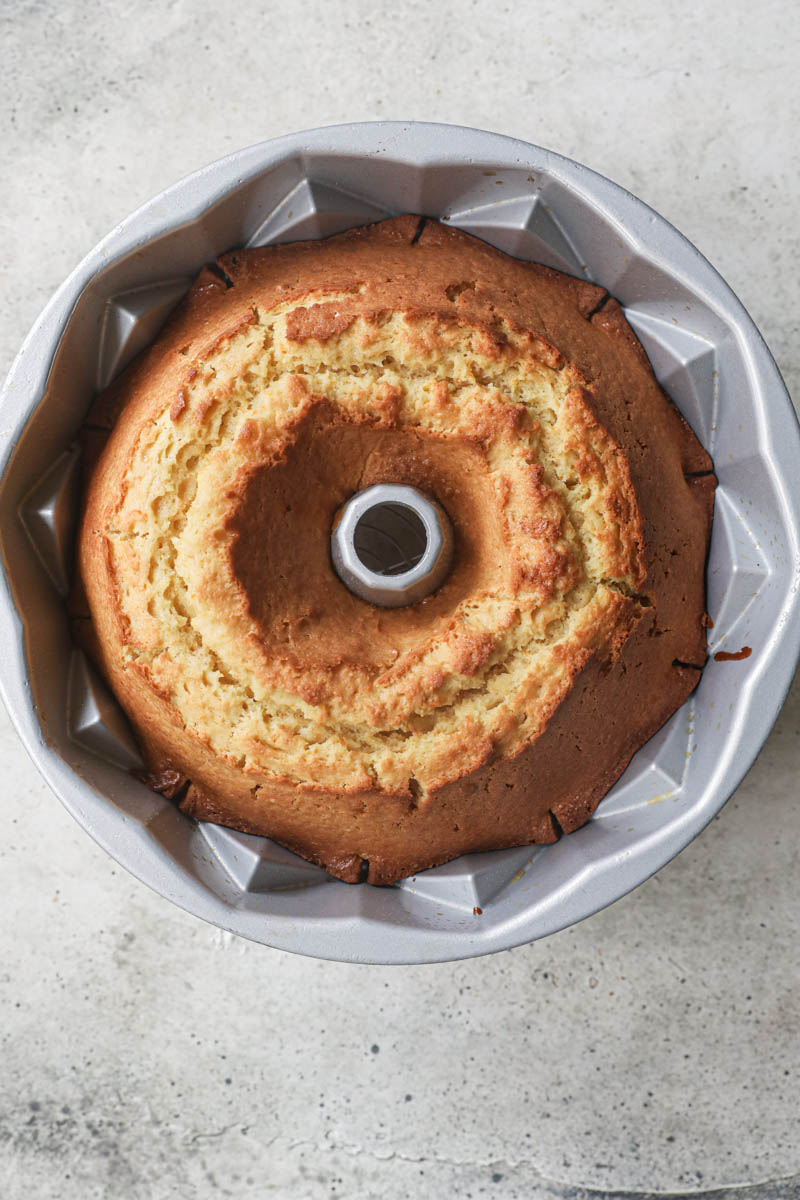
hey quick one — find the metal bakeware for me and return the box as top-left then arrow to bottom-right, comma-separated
331,484 -> 455,607
1,122 -> 798,965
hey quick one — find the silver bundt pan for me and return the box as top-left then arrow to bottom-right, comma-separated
1,123 -> 798,964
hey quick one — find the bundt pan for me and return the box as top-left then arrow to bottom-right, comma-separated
1,123 -> 798,964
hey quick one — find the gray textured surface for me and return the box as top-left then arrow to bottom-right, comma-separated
1,1 -> 798,1197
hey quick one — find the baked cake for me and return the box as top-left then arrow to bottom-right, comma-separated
75,215 -> 716,884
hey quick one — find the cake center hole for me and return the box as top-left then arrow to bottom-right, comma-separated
353,502 -> 428,576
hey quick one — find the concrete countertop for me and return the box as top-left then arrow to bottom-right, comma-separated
1,2 -> 798,1197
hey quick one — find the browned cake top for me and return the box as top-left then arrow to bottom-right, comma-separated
78,216 -> 714,882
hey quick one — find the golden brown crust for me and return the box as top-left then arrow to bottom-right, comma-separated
77,217 -> 715,884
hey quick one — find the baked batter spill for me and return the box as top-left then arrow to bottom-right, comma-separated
75,216 -> 716,884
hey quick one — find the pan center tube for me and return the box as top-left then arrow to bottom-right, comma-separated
331,483 -> 454,608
